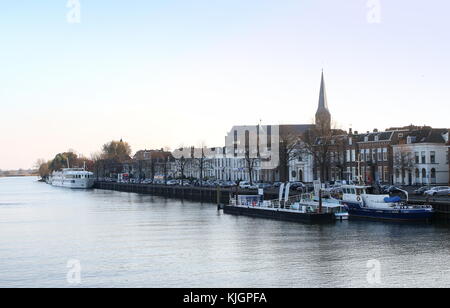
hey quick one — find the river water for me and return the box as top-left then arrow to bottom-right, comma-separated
1,176 -> 450,288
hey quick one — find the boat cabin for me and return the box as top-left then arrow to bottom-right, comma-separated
341,185 -> 371,204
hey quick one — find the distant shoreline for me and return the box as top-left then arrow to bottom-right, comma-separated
0,175 -> 38,178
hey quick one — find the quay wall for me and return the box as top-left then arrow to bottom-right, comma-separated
94,181 -> 279,205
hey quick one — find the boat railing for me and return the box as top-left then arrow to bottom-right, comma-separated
251,193 -> 315,210
230,193 -> 337,213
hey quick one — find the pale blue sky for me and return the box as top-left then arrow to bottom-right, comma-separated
0,1 -> 449,169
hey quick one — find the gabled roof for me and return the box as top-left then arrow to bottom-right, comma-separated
399,128 -> 448,144
356,131 -> 394,143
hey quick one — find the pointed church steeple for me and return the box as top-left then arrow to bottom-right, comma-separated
315,70 -> 331,131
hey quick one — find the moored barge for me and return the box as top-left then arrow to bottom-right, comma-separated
223,194 -> 337,224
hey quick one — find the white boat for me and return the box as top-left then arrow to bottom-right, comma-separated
291,194 -> 349,220
50,168 -> 95,189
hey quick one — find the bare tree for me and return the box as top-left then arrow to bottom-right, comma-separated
35,159 -> 50,180
244,149 -> 259,185
394,146 -> 416,185
279,131 -> 302,182
175,155 -> 189,186
192,147 -> 209,186
300,121 -> 346,182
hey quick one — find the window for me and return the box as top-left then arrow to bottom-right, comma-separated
431,168 -> 436,178
421,152 -> 426,164
245,130 -> 250,154
233,130 -> 238,157
422,169 -> 426,179
267,126 -> 272,151
378,149 -> 382,161
415,152 -> 420,164
383,166 -> 389,182
383,148 -> 388,161
430,151 -> 436,164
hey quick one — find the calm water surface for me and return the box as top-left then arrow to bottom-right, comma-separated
1,176 -> 450,288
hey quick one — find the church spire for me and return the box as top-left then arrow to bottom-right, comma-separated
318,70 -> 328,111
315,70 -> 331,131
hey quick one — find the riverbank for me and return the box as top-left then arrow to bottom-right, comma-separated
0,174 -> 37,177
94,181 -> 450,223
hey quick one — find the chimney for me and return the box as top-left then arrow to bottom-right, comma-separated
354,131 -> 359,135
349,128 -> 353,135
374,128 -> 379,133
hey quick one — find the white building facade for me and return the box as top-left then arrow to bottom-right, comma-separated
393,142 -> 449,186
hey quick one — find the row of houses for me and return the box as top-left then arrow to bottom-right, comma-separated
101,72 -> 450,186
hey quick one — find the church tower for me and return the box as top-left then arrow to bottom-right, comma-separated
315,71 -> 331,131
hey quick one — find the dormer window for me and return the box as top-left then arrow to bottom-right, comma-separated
364,136 -> 369,142
374,135 -> 379,142
407,136 -> 415,144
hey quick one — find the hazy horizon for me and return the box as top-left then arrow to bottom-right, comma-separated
1,1 -> 449,170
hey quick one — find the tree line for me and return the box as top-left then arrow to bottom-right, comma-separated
36,140 -> 132,180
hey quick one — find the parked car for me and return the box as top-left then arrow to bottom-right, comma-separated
239,181 -> 252,189
380,185 -> 390,194
329,186 -> 343,196
290,181 -> 306,190
272,182 -> 282,188
223,181 -> 237,188
424,186 -> 450,196
165,180 -> 178,186
413,186 -> 429,196
257,183 -> 272,190
181,180 -> 191,186
386,186 -> 404,194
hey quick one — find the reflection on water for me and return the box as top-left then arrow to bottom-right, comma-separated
1,177 -> 450,287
